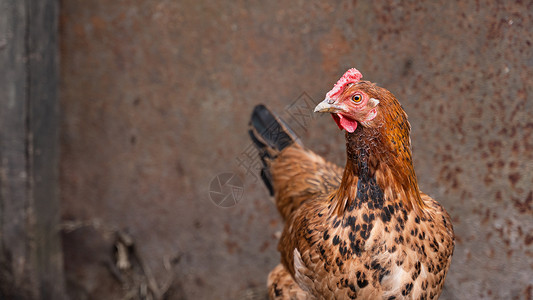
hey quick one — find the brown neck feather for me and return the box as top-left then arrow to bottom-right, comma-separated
332,87 -> 425,215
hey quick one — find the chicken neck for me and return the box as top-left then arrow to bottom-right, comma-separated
333,122 -> 425,215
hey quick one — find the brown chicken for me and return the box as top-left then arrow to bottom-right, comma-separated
249,68 -> 454,299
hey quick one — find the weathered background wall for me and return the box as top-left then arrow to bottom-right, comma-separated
0,0 -> 65,298
59,1 -> 533,299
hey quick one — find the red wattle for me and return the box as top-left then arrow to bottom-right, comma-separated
331,114 -> 357,133
332,114 -> 343,130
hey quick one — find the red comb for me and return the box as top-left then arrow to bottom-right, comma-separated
326,68 -> 363,99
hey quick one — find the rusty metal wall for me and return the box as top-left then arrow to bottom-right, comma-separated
60,1 -> 533,299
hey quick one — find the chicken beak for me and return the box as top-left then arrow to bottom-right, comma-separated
314,98 -> 342,113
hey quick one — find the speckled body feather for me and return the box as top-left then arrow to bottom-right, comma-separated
253,74 -> 454,299
270,144 -> 454,299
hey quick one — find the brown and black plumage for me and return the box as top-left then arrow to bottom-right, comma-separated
250,68 -> 454,299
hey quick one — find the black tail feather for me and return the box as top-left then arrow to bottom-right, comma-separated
249,104 -> 299,195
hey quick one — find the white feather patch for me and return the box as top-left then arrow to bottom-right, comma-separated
293,248 -> 314,295
382,264 -> 410,297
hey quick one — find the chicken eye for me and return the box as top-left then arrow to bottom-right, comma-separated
352,94 -> 362,103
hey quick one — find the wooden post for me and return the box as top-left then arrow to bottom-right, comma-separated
0,0 -> 65,298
